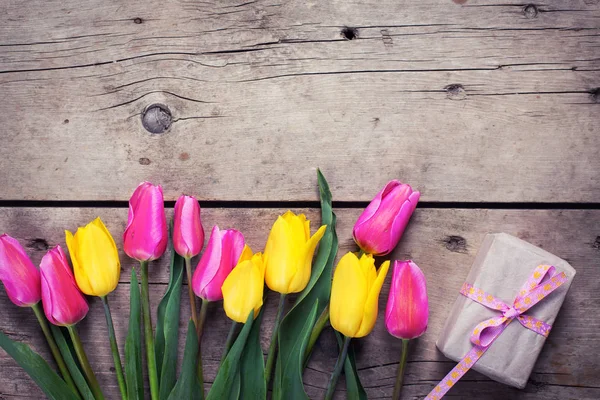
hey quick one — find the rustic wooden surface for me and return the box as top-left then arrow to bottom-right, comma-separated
1,0 -> 599,399
0,208 -> 599,399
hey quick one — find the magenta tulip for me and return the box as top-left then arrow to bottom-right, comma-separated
123,182 -> 168,261
386,260 -> 428,340
353,180 -> 420,256
40,245 -> 89,326
0,234 -> 41,307
173,195 -> 204,259
192,226 -> 245,301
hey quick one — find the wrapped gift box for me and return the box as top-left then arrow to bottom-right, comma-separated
436,233 -> 576,388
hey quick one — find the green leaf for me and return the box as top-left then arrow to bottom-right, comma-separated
272,168 -> 338,400
50,325 -> 95,400
239,308 -> 266,400
167,320 -> 202,400
156,236 -> 185,399
206,312 -> 254,400
125,270 -> 144,400
0,330 -> 79,400
336,332 -> 367,400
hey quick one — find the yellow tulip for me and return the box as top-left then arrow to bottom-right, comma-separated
65,217 -> 120,297
263,211 -> 327,294
222,246 -> 265,323
330,252 -> 390,338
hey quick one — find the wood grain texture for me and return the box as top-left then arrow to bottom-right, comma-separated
1,0 -> 599,202
0,207 -> 598,399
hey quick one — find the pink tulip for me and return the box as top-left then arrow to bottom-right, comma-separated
192,226 -> 244,301
123,182 -> 168,261
40,245 -> 89,326
0,234 -> 41,307
353,180 -> 420,256
385,260 -> 428,339
173,195 -> 204,259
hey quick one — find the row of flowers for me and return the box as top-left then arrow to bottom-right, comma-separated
0,173 -> 428,399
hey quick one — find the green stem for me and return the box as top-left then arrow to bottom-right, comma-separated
303,304 -> 330,366
185,258 -> 199,331
101,296 -> 128,400
324,336 -> 351,400
67,325 -> 105,400
265,294 -> 286,387
31,303 -> 81,399
392,339 -> 410,400
357,249 -> 366,257
220,321 -> 240,365
140,261 -> 159,400
196,298 -> 209,399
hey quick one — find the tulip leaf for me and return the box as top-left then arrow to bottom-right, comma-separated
50,325 -> 95,400
206,311 -> 254,400
166,320 -> 202,400
156,240 -> 184,399
336,331 -> 368,400
125,270 -> 144,400
0,330 -> 79,400
272,169 -> 338,400
239,307 -> 266,400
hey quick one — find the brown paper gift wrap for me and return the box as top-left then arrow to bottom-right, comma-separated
436,233 -> 576,389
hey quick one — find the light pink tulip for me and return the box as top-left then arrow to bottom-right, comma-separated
40,245 -> 89,326
123,182 -> 168,261
385,260 -> 428,339
173,195 -> 204,259
353,180 -> 419,256
0,234 -> 41,307
192,226 -> 244,301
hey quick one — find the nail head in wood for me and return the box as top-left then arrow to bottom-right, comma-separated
141,103 -> 172,134
133,17 -> 143,24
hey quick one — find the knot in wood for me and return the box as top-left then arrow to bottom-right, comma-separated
341,26 -> 358,40
445,84 -> 467,100
142,104 -> 172,134
523,5 -> 539,19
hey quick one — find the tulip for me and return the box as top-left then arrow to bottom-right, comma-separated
40,245 -> 88,326
264,210 -> 327,294
192,225 -> 245,302
65,217 -> 120,297
40,245 -> 105,400
385,260 -> 428,400
330,252 -> 390,338
262,211 -> 326,386
325,252 -> 390,400
123,181 -> 168,262
66,217 -> 126,399
353,180 -> 420,256
0,234 -> 41,307
222,246 -> 264,323
173,195 -> 204,259
123,182 -> 167,400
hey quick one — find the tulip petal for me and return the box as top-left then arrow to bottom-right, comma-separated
192,225 -> 223,298
264,216 -> 295,293
0,234 -> 41,307
355,260 -> 390,338
388,191 -> 420,253
330,252 -> 368,338
222,255 -> 264,323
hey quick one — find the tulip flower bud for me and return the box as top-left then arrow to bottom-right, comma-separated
123,182 -> 168,262
40,245 -> 89,326
385,260 -> 428,339
65,217 -> 121,297
330,252 -> 390,338
353,181 -> 420,256
264,211 -> 327,294
173,195 -> 204,259
222,246 -> 265,323
0,234 -> 41,307
192,225 -> 245,301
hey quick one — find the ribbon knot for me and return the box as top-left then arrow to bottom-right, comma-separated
425,265 -> 568,400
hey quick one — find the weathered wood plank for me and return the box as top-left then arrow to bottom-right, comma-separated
0,207 -> 598,399
1,0 -> 598,202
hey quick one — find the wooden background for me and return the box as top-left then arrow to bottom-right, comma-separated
0,0 -> 599,399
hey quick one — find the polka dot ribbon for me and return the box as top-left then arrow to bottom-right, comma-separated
425,265 -> 568,400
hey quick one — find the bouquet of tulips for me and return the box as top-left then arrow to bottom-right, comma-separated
0,171 -> 429,400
